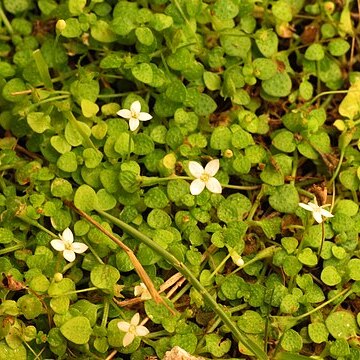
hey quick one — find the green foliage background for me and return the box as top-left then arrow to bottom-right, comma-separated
0,0 -> 360,359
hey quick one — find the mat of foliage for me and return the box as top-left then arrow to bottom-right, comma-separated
0,0 -> 359,359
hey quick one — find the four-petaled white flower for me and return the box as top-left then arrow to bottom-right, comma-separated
117,100 -> 152,131
299,200 -> 334,224
134,283 -> 152,300
50,228 -> 88,262
188,159 -> 222,195
117,313 -> 149,347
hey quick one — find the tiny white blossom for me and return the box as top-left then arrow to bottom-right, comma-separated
50,228 -> 88,262
188,159 -> 222,195
299,200 -> 334,224
117,100 -> 152,131
134,283 -> 152,300
117,313 -> 149,347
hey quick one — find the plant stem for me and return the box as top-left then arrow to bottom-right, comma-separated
0,5 -> 13,34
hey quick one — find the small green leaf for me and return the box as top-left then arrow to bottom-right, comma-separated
321,266 -> 342,286
27,112 -> 51,133
262,72 -> 292,97
74,184 -> 98,212
90,264 -> 120,293
325,311 -> 357,339
305,44 -> 325,61
280,329 -> 303,352
60,316 -> 92,344
255,29 -> 278,57
269,185 -> 299,214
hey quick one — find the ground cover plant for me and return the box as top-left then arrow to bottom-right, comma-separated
0,0 -> 360,359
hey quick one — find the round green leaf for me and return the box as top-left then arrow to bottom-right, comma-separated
348,259 -> 360,280
305,43 -> 325,61
74,184 -> 98,212
269,185 -> 299,214
237,311 -> 265,334
272,129 -> 296,153
255,29 -> 278,57
280,329 -> 303,352
325,311 -> 357,339
135,27 -> 154,46
147,209 -> 172,229
308,322 -> 329,344
132,63 -> 153,84
90,264 -> 120,293
27,112 -> 51,133
57,152 -> 78,172
60,316 -> 92,344
321,266 -> 342,286
262,72 -> 292,97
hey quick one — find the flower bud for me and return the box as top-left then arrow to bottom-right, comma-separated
56,19 -> 66,33
54,273 -> 63,282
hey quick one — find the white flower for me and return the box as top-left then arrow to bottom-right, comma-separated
117,313 -> 149,347
188,159 -> 222,195
134,283 -> 152,300
117,100 -> 152,131
50,228 -> 88,262
298,201 -> 334,224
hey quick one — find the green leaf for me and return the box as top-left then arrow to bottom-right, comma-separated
237,311 -> 265,334
325,311 -> 357,339
321,266 -> 342,286
272,0 -> 293,22
347,259 -> 360,280
74,184 -> 99,212
90,264 -> 120,293
81,99 -> 99,118
262,72 -> 292,97
57,152 -> 77,172
60,316 -> 92,344
91,20 -> 117,43
268,185 -> 299,213
255,29 -> 278,57
27,112 -> 51,133
308,322 -> 329,344
328,39 -> 350,56
220,29 -> 251,58
213,0 -> 239,20
280,329 -> 303,352
210,127 -> 232,150
61,18 -> 82,38
132,63 -> 153,84
339,80 -> 360,119
304,44 -> 325,61
272,129 -> 296,153
204,333 -> 231,357
135,27 -> 154,46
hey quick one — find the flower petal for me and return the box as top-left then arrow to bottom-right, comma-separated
138,112 -> 152,121
204,159 -> 219,176
50,239 -> 65,252
63,250 -> 76,262
123,332 -> 135,347
205,177 -> 222,194
320,208 -> 334,218
130,313 -> 140,326
129,118 -> 140,131
298,202 -> 316,212
312,210 -> 323,224
190,179 -> 205,195
130,100 -> 141,114
135,325 -> 149,337
117,109 -> 132,119
62,228 -> 74,244
72,242 -> 88,254
117,321 -> 130,332
188,161 -> 204,178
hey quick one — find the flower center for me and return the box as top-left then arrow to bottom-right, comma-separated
200,173 -> 210,182
131,111 -> 139,119
64,242 -> 73,251
129,324 -> 137,334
